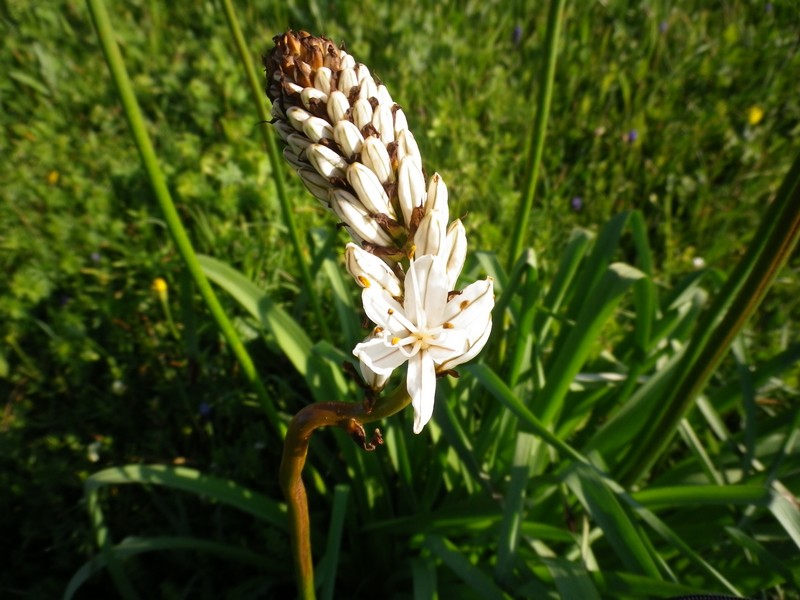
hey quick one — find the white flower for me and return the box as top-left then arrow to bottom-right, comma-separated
353,255 -> 493,433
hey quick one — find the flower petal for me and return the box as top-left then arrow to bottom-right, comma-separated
438,318 -> 492,371
353,336 -> 408,375
404,255 -> 448,329
408,350 -> 437,433
426,327 -> 469,365
361,287 -> 415,333
443,277 -> 495,335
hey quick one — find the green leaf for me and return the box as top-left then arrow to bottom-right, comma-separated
64,536 -> 274,600
86,464 -> 287,529
541,557 -> 602,600
563,463 -> 662,579
198,253 -> 313,377
424,535 -> 511,600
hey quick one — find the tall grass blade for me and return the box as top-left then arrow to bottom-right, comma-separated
86,0 -> 278,431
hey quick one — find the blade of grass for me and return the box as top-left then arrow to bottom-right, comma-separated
508,0 -> 567,265
85,464 -> 288,528
64,536 -> 274,600
317,484 -> 349,600
563,464 -> 662,579
536,263 -> 645,428
424,535 -> 511,600
86,0 -> 281,433
540,557 -> 602,600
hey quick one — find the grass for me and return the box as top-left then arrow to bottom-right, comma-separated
2,0 -> 799,598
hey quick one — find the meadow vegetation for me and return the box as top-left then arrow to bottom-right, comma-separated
2,0 -> 799,598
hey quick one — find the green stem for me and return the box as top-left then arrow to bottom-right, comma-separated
220,0 -> 331,343
507,0 -> 566,267
86,0 -> 281,432
621,148 -> 800,485
279,385 -> 411,600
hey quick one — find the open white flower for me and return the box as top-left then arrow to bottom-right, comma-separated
353,255 -> 493,433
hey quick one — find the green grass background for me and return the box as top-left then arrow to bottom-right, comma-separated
2,0 -> 799,597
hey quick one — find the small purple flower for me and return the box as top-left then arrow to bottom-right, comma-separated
570,197 -> 584,212
659,21 -> 668,33
59,293 -> 71,307
199,402 -> 213,418
512,24 -> 523,46
90,252 -> 102,263
627,129 -> 638,143
765,3 -> 773,12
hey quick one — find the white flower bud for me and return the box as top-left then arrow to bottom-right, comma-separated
286,106 -> 312,131
345,242 -> 402,297
314,67 -> 332,95
283,146 -> 306,170
347,163 -> 395,217
360,355 -> 389,392
338,67 -> 359,95
307,144 -> 348,179
361,137 -> 393,183
393,107 -> 408,134
397,156 -> 426,226
377,85 -> 393,106
372,104 -> 395,145
297,168 -> 332,204
302,116 -> 334,143
273,119 -> 295,141
444,219 -> 467,288
286,133 -> 312,154
330,190 -> 394,246
301,87 -> 328,111
327,90 -> 351,124
396,129 -> 422,170
356,64 -> 371,82
358,75 -> 378,101
425,173 -> 449,224
333,120 -> 364,159
351,97 -> 373,130
414,211 -> 447,257
340,52 -> 356,69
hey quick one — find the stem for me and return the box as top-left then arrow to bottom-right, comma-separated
220,0 -> 332,343
279,384 -> 411,600
507,0 -> 566,267
86,0 -> 282,433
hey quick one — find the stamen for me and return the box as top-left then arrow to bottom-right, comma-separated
357,275 -> 371,287
391,336 -> 401,345
459,300 -> 470,310
388,308 -> 394,315
443,322 -> 454,329
374,326 -> 383,334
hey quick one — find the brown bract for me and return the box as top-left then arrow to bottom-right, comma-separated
264,30 -> 341,113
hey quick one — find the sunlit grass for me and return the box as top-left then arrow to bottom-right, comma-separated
2,1 -> 799,598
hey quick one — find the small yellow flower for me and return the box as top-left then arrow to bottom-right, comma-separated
152,277 -> 168,298
748,106 -> 764,126
47,170 -> 59,185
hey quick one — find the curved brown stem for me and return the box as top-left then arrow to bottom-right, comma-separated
279,384 -> 411,600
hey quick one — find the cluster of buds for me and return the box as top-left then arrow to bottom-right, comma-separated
265,31 -> 493,433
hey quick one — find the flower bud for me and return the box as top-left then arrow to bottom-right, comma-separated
397,156 -> 426,227
330,190 -> 394,247
307,144 -> 348,179
327,90 -> 350,123
347,163 -> 395,218
414,211 -> 447,257
345,243 -> 402,297
443,219 -> 467,289
361,137 -> 393,183
372,104 -> 395,145
333,120 -> 364,159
